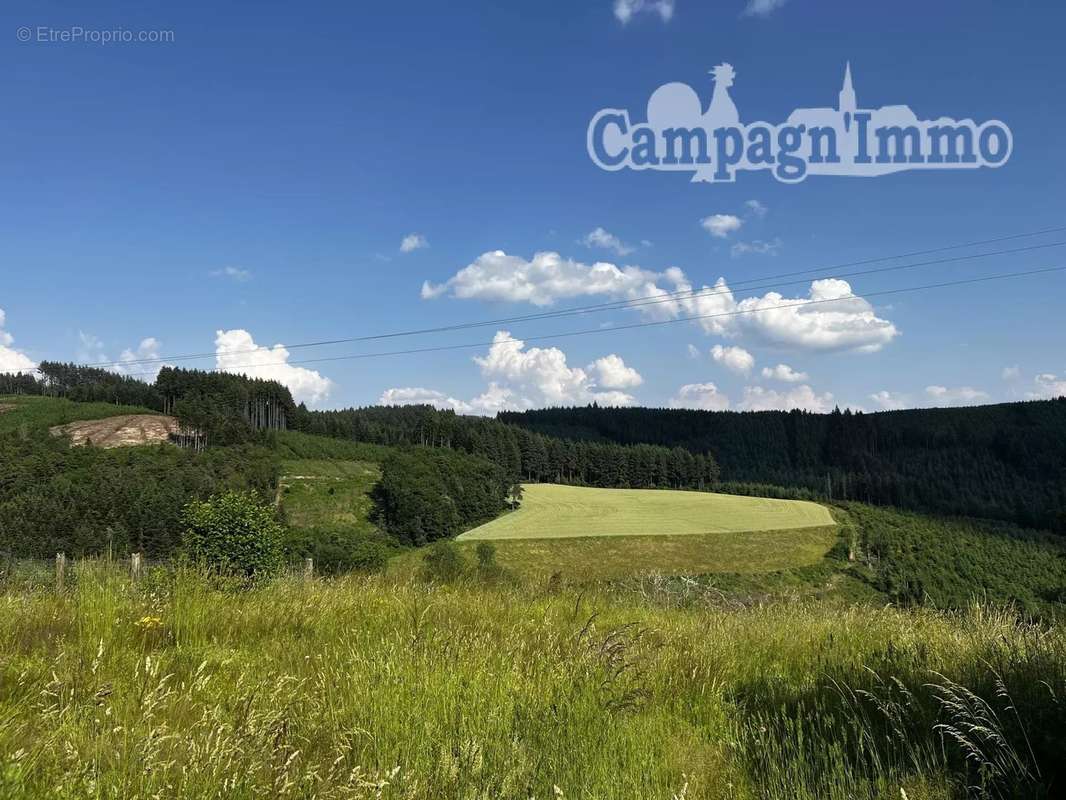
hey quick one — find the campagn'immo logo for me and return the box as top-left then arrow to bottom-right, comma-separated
587,63 -> 1012,183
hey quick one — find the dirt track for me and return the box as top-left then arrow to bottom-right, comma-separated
50,414 -> 182,448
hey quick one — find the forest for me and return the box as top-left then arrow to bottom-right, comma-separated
500,401 -> 1066,530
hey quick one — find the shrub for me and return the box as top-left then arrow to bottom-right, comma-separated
181,491 -> 283,577
420,540 -> 466,582
283,525 -> 391,575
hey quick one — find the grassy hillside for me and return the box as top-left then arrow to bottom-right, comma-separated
280,458 -> 380,533
1,567 -> 1063,799
0,394 -> 155,433
458,483 -> 834,540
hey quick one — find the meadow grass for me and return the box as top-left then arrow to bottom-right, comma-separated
0,395 -> 156,435
0,561 -> 1062,799
458,484 -> 835,541
394,526 -> 838,581
279,459 -> 381,532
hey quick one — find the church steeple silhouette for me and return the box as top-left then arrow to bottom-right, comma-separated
839,62 -> 857,131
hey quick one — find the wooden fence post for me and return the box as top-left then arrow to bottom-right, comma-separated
303,557 -> 314,581
131,552 -> 143,582
55,552 -> 66,592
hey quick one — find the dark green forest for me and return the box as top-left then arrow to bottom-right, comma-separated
293,404 -> 721,491
499,401 -> 1066,530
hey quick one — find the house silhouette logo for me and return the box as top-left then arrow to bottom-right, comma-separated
587,63 -> 1012,184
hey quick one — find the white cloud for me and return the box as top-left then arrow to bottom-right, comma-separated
0,309 -> 36,374
116,338 -> 168,382
400,233 -> 429,253
724,278 -> 898,352
710,344 -> 754,374
210,266 -> 252,282
380,332 -> 638,415
701,214 -> 743,239
686,343 -> 701,359
421,250 -> 665,308
924,385 -> 990,407
739,384 -> 834,413
589,353 -> 643,389
1027,373 -> 1066,399
761,363 -> 808,383
743,0 -> 789,17
745,199 -> 768,218
669,382 -> 731,411
474,331 -> 636,407
869,390 -> 909,411
1001,365 -> 1021,380
214,329 -> 334,407
614,0 -> 674,24
731,238 -> 782,257
581,227 -> 634,257
425,250 -> 899,353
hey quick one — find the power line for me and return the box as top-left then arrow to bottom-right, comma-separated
114,264 -> 1066,378
68,226 -> 1066,370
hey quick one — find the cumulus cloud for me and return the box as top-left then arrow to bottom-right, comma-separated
701,214 -> 743,238
581,227 -> 634,257
686,343 -> 701,359
710,344 -> 754,374
74,332 -> 169,381
421,250 -> 665,308
731,238 -> 782,257
614,0 -> 674,24
380,332 -> 639,415
745,199 -> 768,218
589,353 -> 643,389
1001,365 -> 1021,380
0,309 -> 36,374
115,338 -> 168,381
869,390 -> 909,411
210,266 -> 252,282
400,233 -> 429,253
669,382 -> 730,411
1027,373 -> 1066,399
424,250 -> 899,354
761,363 -> 808,383
743,0 -> 789,17
214,329 -> 334,407
924,385 -> 990,407
739,384 -> 834,413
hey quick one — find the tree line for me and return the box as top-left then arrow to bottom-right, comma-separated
292,404 -> 721,491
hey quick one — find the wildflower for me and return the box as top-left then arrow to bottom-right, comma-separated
135,615 -> 163,631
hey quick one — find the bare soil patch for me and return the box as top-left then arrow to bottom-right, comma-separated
0,404 -> 15,414
50,414 -> 182,448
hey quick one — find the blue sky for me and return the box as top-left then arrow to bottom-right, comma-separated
1,0 -> 1064,412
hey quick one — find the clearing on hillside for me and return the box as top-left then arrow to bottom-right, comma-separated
458,483 -> 834,541
279,459 -> 381,533
50,414 -> 181,448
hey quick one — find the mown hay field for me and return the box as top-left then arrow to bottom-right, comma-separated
458,483 -> 835,540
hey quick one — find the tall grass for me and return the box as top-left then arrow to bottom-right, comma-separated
0,562 -> 1062,799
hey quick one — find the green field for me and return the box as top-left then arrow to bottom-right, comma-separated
0,394 -> 155,434
458,483 -> 835,540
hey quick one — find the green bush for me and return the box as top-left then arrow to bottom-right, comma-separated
283,525 -> 391,575
420,540 -> 466,582
181,491 -> 283,577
